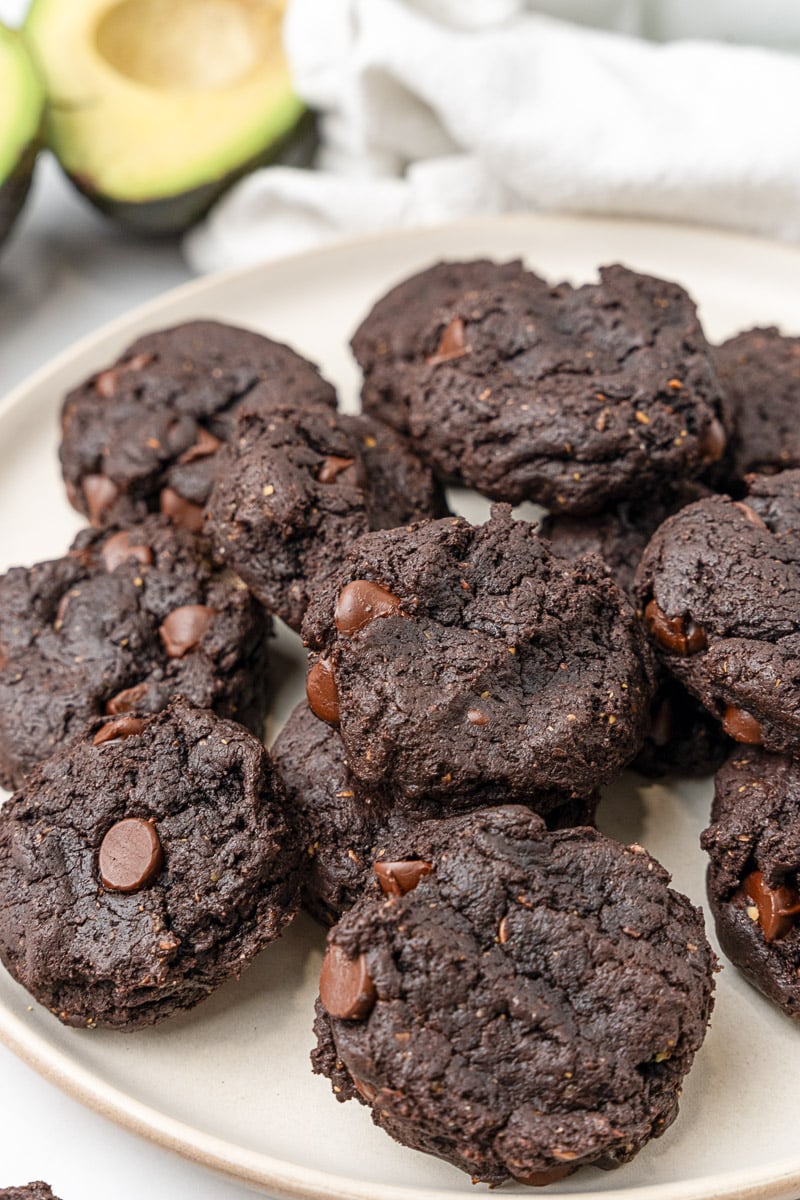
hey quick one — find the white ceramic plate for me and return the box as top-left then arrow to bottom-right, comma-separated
2,215 -> 800,1200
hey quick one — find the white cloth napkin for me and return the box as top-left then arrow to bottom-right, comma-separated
185,0 -> 800,272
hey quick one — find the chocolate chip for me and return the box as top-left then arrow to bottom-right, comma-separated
334,581 -> 402,636
699,416 -> 727,464
373,859 -> 432,897
99,817 -> 164,893
319,943 -> 376,1020
101,531 -> 154,573
105,682 -> 149,714
644,599 -> 707,655
353,1077 -> 377,1102
306,657 -> 339,723
498,915 -> 510,944
83,474 -> 120,525
317,455 -> 356,484
722,704 -> 762,745
736,869 -> 800,942
159,487 -> 206,533
427,317 -> 468,365
93,716 -> 146,746
177,428 -> 221,466
732,501 -> 768,531
467,708 -> 490,726
94,353 -> 153,399
0,645 -> 6,671
159,605 -> 215,658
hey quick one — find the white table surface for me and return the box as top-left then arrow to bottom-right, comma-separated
0,156 -> 281,1200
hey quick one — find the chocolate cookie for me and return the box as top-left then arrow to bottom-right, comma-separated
60,320 -> 335,530
0,518 -> 270,791
0,1186 -> 61,1200
0,700 -> 299,1029
312,805 -> 715,1186
302,507 -> 655,808
354,260 -> 727,514
702,748 -> 800,1020
272,702 -> 597,925
714,328 -> 800,487
206,399 -> 446,631
634,470 -> 800,756
539,486 -> 731,777
351,259 -> 529,435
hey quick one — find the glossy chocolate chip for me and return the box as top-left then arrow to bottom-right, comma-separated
509,1164 -> 576,1187
99,817 -> 164,893
93,716 -> 146,746
177,428 -> 221,465
83,474 -> 120,525
101,531 -> 154,573
306,657 -> 340,724
467,708 -> 490,726
319,943 -> 376,1020
699,416 -> 727,464
159,487 -> 205,533
317,455 -> 356,484
159,605 -> 215,658
334,581 -> 402,636
105,682 -> 149,714
644,599 -> 707,655
737,869 -> 800,942
374,859 -> 433,897
722,705 -> 762,745
732,501 -> 768,530
427,317 -> 468,365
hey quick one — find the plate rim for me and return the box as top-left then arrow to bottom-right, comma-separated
2,211 -> 800,1200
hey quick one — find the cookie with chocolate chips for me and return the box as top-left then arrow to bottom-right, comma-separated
633,470 -> 800,757
206,399 -> 446,631
312,805 -> 715,1186
302,507 -> 655,809
702,748 -> 800,1020
0,517 -> 270,791
60,320 -> 335,530
272,702 -> 597,925
539,485 -> 731,777
354,260 -> 727,514
0,700 -> 299,1029
713,327 -> 800,488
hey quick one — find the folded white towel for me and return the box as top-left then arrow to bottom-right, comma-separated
182,0 -> 800,271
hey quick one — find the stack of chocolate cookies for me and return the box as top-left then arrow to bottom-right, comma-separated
2,257 -> 798,1190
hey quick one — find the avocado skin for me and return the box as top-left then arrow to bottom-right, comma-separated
67,108 -> 317,238
0,138 -> 38,249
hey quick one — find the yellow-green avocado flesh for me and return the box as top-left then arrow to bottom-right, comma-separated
25,0 -> 308,235
0,22 -> 45,248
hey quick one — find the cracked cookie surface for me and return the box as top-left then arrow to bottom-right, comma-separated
0,700 -> 299,1029
312,805 -> 715,1185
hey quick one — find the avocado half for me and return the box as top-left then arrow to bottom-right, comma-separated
0,23 -> 44,250
25,0 -> 308,235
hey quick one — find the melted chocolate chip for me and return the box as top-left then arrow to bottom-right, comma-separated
319,943 -> 376,1020
427,317 -> 468,366
159,487 -> 206,533
93,716 -> 146,746
374,859 -> 432,897
317,455 -> 356,484
101,531 -> 154,573
159,605 -> 215,658
334,581 -> 402,636
644,599 -> 707,655
732,501 -> 768,531
722,705 -> 762,745
700,417 -> 727,464
99,817 -> 164,893
105,682 -> 149,714
737,869 -> 800,942
306,657 -> 340,724
509,1164 -> 576,1187
176,428 -> 221,465
467,708 -> 490,726
83,474 -> 120,525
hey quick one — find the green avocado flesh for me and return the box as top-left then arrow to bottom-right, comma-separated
0,23 -> 44,248
25,0 -> 307,235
